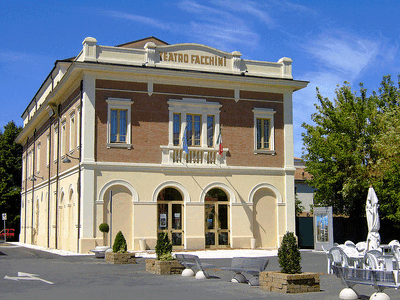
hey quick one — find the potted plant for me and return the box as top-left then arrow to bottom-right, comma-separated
105,231 -> 135,264
91,223 -> 111,258
146,233 -> 184,275
260,232 -> 320,293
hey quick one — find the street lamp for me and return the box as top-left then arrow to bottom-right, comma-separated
62,153 -> 79,164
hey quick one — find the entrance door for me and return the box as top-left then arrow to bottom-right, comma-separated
205,188 -> 229,248
157,188 -> 184,249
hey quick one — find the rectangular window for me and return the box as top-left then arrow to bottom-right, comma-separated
253,108 -> 275,154
27,151 -> 32,178
207,115 -> 214,147
106,98 -> 133,149
186,114 -> 201,146
256,118 -> 270,149
46,134 -> 50,167
36,143 -> 41,173
173,113 -> 181,146
69,114 -> 75,152
110,109 -> 127,143
76,106 -> 81,149
61,121 -> 66,157
53,125 -> 58,162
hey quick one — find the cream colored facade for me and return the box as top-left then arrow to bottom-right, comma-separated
17,37 -> 308,253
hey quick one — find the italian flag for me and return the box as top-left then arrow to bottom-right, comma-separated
216,128 -> 223,156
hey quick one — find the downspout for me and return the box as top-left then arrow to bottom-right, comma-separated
77,80 -> 83,253
31,129 -> 36,244
47,116 -> 52,248
55,104 -> 61,249
24,139 -> 28,243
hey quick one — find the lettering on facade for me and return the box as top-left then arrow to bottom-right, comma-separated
159,52 -> 227,67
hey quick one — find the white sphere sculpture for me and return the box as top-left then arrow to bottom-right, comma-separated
181,268 -> 195,277
370,292 -> 390,300
195,271 -> 207,279
339,287 -> 358,300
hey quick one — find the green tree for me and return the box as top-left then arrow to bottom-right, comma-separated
0,121 -> 22,232
278,231 -> 302,274
302,75 -> 400,224
302,82 -> 376,218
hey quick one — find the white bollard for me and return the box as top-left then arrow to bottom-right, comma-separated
195,271 -> 207,279
339,287 -> 358,300
181,268 -> 195,277
250,238 -> 256,249
370,292 -> 390,300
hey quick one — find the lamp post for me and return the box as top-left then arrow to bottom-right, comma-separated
2,213 -> 6,243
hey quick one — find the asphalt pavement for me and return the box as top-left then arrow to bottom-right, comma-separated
0,242 -> 399,300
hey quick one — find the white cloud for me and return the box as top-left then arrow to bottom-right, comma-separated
0,50 -> 34,63
212,0 -> 275,27
293,71 -> 347,157
302,30 -> 380,79
103,11 -> 169,30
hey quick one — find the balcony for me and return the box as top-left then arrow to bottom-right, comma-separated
160,146 -> 227,166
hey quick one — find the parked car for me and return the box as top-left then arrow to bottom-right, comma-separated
0,229 -> 15,240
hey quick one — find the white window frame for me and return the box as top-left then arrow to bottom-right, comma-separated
46,134 -> 50,167
69,111 -> 75,153
106,98 -> 133,149
22,155 -> 26,182
53,124 -> 58,163
252,108 -> 276,155
27,150 -> 32,179
76,105 -> 81,150
167,98 -> 221,148
61,119 -> 66,158
36,142 -> 41,173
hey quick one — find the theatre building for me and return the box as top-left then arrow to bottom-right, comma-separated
16,37 -> 308,253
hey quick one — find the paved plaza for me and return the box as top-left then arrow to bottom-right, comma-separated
1,242 -> 399,300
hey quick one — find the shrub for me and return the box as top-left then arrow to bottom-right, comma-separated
155,232 -> 172,260
113,231 -> 127,253
278,231 -> 302,274
99,223 -> 109,233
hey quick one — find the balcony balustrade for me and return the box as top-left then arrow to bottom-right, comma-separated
160,146 -> 227,166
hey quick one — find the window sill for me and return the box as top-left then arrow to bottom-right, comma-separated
254,149 -> 276,155
107,143 -> 132,149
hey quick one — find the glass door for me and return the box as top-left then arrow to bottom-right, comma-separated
157,188 -> 184,249
205,188 -> 229,248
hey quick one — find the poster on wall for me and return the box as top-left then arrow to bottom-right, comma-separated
174,213 -> 180,229
160,214 -> 167,228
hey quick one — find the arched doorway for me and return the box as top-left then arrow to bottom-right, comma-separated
104,185 -> 133,249
157,187 -> 184,249
253,188 -> 277,248
205,188 -> 229,248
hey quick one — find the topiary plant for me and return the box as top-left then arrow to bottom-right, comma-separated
113,231 -> 127,253
155,232 -> 172,260
99,223 -> 109,233
278,231 -> 302,274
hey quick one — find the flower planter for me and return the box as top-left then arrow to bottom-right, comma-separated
105,251 -> 136,264
145,259 -> 185,275
260,271 -> 320,294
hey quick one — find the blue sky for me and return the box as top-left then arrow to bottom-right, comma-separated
1,1 -> 400,157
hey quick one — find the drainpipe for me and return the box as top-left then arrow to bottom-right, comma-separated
47,115 -> 52,248
55,104 -> 61,249
24,139 -> 28,243
77,80 -> 83,253
31,129 -> 36,244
